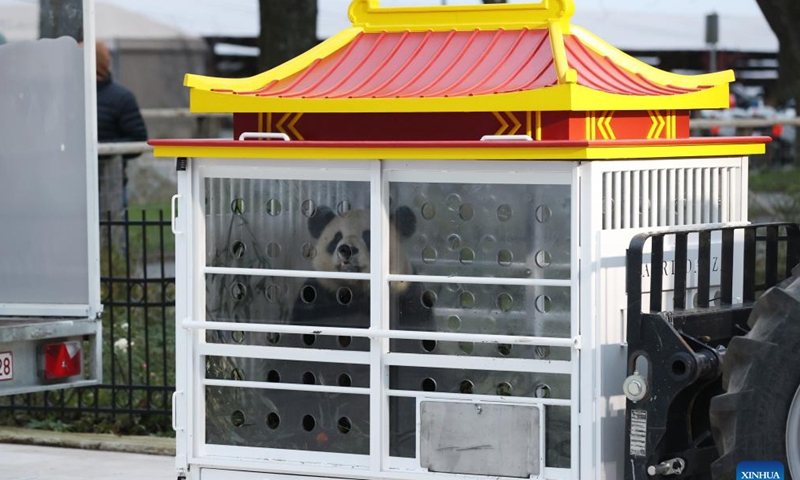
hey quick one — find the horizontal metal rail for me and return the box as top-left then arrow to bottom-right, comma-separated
204,378 -> 370,395
184,320 -> 576,348
387,389 -> 572,406
98,142 -> 153,156
691,117 -> 800,130
204,266 -> 371,281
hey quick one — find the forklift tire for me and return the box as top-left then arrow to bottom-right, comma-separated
710,267 -> 800,480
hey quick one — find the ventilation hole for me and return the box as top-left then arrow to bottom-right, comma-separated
422,246 -> 438,264
459,380 -> 474,394
445,193 -> 462,211
421,290 -> 437,309
496,382 -> 513,396
302,199 -> 317,218
265,284 -> 280,303
535,295 -> 552,313
301,242 -> 317,260
337,244 -> 353,261
421,340 -> 437,352
482,316 -> 497,333
230,241 -> 247,259
459,291 -> 476,308
338,373 -> 352,387
302,334 -> 317,346
535,346 -> 550,359
672,359 -> 687,377
301,285 -> 317,304
497,204 -> 513,222
497,249 -> 513,266
231,410 -> 246,427
459,248 -> 475,265
535,384 -> 552,399
266,242 -> 282,259
421,378 -> 437,392
337,200 -> 352,217
535,205 -> 553,223
421,203 -> 437,220
337,287 -> 353,306
302,371 -> 316,385
267,332 -> 281,345
535,250 -> 552,268
497,293 -> 514,312
498,344 -> 513,356
459,204 -> 475,221
231,331 -> 245,344
230,283 -> 247,301
266,370 -> 281,383
447,315 -> 461,332
302,415 -> 316,432
231,198 -> 245,215
230,368 -> 244,381
337,417 -> 352,434
459,342 -> 474,354
266,198 -> 282,216
266,412 -> 280,430
338,336 -> 352,348
447,234 -> 462,250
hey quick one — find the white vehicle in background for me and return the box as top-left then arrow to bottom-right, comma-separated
0,0 -> 102,395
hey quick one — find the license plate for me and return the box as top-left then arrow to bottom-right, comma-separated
0,352 -> 12,382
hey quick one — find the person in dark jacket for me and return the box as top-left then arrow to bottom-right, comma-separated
96,41 -> 147,144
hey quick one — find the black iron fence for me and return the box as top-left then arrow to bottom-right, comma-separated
0,210 -> 176,435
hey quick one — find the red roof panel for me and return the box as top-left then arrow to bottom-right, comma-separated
220,29 -> 706,100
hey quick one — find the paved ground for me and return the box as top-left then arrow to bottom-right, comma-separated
0,444 -> 175,480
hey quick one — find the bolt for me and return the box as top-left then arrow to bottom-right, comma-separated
627,380 -> 643,397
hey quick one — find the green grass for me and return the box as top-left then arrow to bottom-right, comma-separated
749,167 -> 800,194
125,202 -> 176,258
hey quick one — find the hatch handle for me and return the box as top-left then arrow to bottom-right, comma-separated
238,132 -> 291,141
171,195 -> 182,236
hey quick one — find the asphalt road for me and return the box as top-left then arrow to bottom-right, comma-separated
0,444 -> 174,480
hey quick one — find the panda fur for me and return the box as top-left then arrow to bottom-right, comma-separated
290,206 -> 431,330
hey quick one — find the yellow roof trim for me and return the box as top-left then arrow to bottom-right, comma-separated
569,25 -> 735,89
348,0 -> 575,32
152,143 -> 765,161
184,27 -> 363,93
189,82 -> 731,114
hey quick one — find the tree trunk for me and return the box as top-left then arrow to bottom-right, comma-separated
756,0 -> 800,164
258,0 -> 318,72
39,0 -> 83,41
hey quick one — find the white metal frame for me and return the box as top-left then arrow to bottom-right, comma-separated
176,158 -> 582,480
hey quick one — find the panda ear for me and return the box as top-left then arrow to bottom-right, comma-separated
393,206 -> 417,238
308,206 -> 336,239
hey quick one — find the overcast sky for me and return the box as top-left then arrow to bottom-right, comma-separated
92,0 -> 765,38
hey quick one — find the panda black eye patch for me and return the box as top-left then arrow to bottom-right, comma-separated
327,232 -> 343,254
362,230 -> 370,247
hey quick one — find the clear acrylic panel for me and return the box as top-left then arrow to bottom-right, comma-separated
390,183 -> 571,279
205,178 -> 371,272
206,356 -> 369,389
206,386 -> 369,454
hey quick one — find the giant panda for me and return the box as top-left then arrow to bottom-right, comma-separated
289,205 -> 432,331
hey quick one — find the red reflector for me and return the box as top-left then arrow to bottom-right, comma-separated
42,341 -> 82,380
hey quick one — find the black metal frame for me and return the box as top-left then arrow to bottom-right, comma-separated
624,223 -> 800,480
0,211 -> 176,432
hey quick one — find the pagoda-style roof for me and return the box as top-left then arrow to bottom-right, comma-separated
186,0 -> 733,114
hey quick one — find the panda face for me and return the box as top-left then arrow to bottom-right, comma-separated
312,209 -> 372,274
307,205 -> 418,281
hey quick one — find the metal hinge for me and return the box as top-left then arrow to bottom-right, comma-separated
176,157 -> 188,171
573,335 -> 583,350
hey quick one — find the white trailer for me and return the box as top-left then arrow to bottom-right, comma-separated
0,0 -> 102,395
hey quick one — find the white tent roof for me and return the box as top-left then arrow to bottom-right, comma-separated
0,2 -> 197,42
